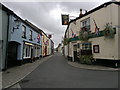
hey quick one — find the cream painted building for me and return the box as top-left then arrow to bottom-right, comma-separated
64,1 -> 120,67
42,32 -> 49,57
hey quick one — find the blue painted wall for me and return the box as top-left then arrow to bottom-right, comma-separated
8,15 -> 42,60
0,10 -> 9,70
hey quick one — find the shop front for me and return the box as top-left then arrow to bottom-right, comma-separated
23,41 -> 41,63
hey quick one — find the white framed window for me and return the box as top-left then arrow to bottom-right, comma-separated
81,18 -> 90,31
23,45 -> 31,58
22,25 -> 26,38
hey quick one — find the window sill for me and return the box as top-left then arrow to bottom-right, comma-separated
29,39 -> 33,41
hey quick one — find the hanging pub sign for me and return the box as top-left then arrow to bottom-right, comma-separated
61,14 -> 69,25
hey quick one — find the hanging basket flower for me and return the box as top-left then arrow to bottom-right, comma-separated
63,38 -> 69,45
104,23 -> 115,38
79,30 -> 89,41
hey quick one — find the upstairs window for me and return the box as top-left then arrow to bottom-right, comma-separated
81,18 -> 90,31
29,30 -> 32,41
22,25 -> 26,38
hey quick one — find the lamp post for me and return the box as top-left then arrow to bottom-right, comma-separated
13,18 -> 21,32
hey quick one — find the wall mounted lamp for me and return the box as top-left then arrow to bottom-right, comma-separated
13,18 -> 21,32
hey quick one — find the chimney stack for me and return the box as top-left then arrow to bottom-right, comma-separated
79,9 -> 83,17
85,10 -> 87,14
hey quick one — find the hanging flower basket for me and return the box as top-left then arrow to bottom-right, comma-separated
104,23 -> 115,38
79,30 -> 90,41
63,38 -> 69,45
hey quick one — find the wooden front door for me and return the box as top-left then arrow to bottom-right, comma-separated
73,45 -> 78,62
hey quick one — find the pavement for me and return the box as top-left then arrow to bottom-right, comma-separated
67,61 -> 120,71
2,55 -> 53,89
2,53 -> 120,89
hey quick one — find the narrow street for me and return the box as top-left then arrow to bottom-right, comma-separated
17,52 -> 118,88
1,1 -> 120,90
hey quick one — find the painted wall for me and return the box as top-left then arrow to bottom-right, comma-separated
9,16 -> 42,60
89,4 -> 119,60
0,10 -> 8,70
118,5 -> 120,59
0,10 -> 2,70
42,32 -> 44,56
64,29 -> 69,57
49,39 -> 51,55
0,10 -> 2,41
67,3 -> 119,60
64,45 -> 68,57
8,16 -> 23,60
42,32 -> 48,56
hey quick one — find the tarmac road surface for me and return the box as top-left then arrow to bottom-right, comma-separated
18,52 -> 119,88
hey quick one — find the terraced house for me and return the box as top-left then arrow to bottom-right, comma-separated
42,32 -> 51,57
64,1 -> 120,67
0,3 -> 54,70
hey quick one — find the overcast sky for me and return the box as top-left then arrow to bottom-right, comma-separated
2,0 -> 110,48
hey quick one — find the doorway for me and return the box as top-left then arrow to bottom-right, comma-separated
73,45 -> 78,62
7,41 -> 20,68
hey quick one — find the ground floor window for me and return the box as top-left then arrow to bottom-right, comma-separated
23,44 -> 31,58
35,46 -> 40,57
81,42 -> 92,55
82,43 -> 91,50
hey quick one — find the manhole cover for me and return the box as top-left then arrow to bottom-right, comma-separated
21,79 -> 30,83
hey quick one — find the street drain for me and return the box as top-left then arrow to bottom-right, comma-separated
21,79 -> 30,83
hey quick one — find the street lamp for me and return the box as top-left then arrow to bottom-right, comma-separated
13,18 -> 21,32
